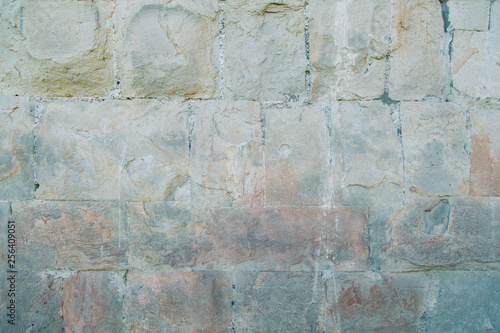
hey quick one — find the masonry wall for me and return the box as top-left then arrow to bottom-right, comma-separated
0,0 -> 499,332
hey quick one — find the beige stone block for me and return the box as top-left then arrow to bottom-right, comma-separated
265,105 -> 331,206
401,102 -> 469,197
190,101 -> 264,208
0,96 -> 33,200
447,0 -> 491,31
389,0 -> 447,100
36,100 -> 189,201
114,0 -> 219,99
0,0 -> 114,97
225,0 -> 306,100
309,0 -> 391,101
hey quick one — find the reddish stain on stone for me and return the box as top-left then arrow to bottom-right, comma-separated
471,132 -> 500,196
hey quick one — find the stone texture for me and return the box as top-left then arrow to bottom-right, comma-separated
401,102 -> 469,197
225,0 -> 306,100
265,105 -> 331,206
233,271 -> 325,332
0,0 -> 114,97
190,101 -> 265,208
324,272 -> 427,332
124,271 -> 232,332
339,101 -> 403,205
421,271 -> 500,332
389,0 -> 448,100
114,1 -> 219,99
470,107 -> 500,196
62,271 -> 125,333
447,0 -> 491,31
13,201 -> 127,270
207,207 -> 368,271
389,197 -> 498,267
36,100 -> 189,201
309,0 -> 391,101
451,29 -> 500,98
0,96 -> 34,200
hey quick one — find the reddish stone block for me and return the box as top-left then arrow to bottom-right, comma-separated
124,271 -> 232,332
14,201 -> 127,270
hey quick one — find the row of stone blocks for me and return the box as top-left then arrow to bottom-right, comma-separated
1,0 -> 499,100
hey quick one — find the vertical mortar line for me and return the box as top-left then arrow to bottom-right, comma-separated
218,0 -> 227,100
391,103 -> 405,206
231,270 -> 236,332
121,269 -> 129,332
111,0 -> 121,99
324,103 -> 334,207
188,102 -> 195,205
260,103 -> 266,208
304,0 -> 312,103
439,0 -> 454,99
488,0 -> 493,31
32,99 -> 45,198
464,107 -> 472,194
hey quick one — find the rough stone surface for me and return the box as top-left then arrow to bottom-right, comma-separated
115,1 -> 219,99
389,0 -> 447,101
13,201 -> 127,270
124,271 -> 232,332
470,107 -> 500,196
447,0 -> 491,31
389,197 -> 498,267
233,272 -> 325,332
0,96 -> 34,200
0,0 -> 114,97
309,0 -> 390,101
401,102 -> 469,197
265,105 -> 331,206
339,101 -> 403,205
190,101 -> 265,208
62,271 -> 125,333
36,100 -> 189,201
225,0 -> 306,100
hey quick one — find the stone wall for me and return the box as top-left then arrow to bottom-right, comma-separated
1,0 -> 499,331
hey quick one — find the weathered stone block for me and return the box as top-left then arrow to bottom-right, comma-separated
265,105 -> 331,206
470,107 -> 500,196
389,197 -> 497,267
0,0 -> 114,97
13,201 -> 127,270
225,0 -> 306,100
190,101 -> 265,208
124,271 -> 232,332
208,207 -> 368,271
36,100 -> 189,201
233,272 -> 325,332
389,0 -> 447,100
451,29 -> 500,98
324,272 -> 427,332
401,102 -> 469,197
447,0 -> 491,31
309,0 -> 390,101
421,271 -> 500,332
62,271 -> 125,333
339,101 -> 403,205
115,1 -> 219,99
0,96 -> 34,200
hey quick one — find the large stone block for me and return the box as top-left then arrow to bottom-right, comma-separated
421,271 -> 500,332
324,272 -> 427,332
389,197 -> 498,267
451,29 -> 500,98
0,0 -> 114,97
309,0 -> 390,101
62,271 -> 125,333
0,96 -> 34,200
124,271 -> 232,332
470,107 -> 500,196
339,101 -> 403,205
447,0 -> 491,31
389,0 -> 447,100
190,101 -> 265,208
13,201 -> 127,270
36,100 -> 189,201
233,271 -> 325,332
225,0 -> 306,100
114,1 -> 219,99
265,105 -> 331,206
207,207 -> 368,271
401,102 -> 469,197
